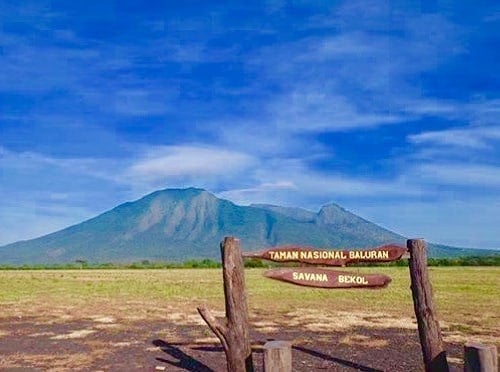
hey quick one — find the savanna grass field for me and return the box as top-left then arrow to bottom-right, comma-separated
0,266 -> 499,371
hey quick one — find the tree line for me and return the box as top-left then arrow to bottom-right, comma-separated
0,255 -> 498,270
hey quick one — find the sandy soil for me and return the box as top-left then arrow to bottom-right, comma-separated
0,309 -> 481,371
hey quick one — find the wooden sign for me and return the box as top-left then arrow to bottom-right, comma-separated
244,244 -> 407,266
264,267 -> 392,289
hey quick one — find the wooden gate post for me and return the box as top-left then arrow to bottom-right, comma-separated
407,239 -> 449,372
263,341 -> 292,372
464,342 -> 498,372
197,237 -> 254,372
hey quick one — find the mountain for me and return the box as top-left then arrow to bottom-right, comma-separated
0,188 -> 495,264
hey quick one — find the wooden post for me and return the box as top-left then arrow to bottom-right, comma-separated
263,341 -> 292,372
464,342 -> 498,372
197,237 -> 254,372
407,239 -> 449,372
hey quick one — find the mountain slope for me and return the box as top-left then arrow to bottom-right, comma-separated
0,188 -> 494,264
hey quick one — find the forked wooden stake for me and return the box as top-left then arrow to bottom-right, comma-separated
408,239 -> 449,372
197,237 -> 254,372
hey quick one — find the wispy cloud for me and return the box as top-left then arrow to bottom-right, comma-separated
0,1 -> 499,249
352,197 -> 500,249
0,148 -> 115,245
127,145 -> 256,181
241,11 -> 467,136
270,91 -> 405,132
409,126 -> 500,149
412,163 -> 500,188
219,156 -> 424,209
0,202 -> 92,245
0,146 -> 122,183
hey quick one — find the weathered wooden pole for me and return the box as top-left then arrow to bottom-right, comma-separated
464,342 -> 498,372
263,341 -> 292,372
197,237 -> 254,372
407,239 -> 449,372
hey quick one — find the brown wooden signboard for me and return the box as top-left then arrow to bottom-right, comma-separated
264,267 -> 392,289
244,244 -> 407,266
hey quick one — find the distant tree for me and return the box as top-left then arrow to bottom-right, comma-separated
75,259 -> 87,269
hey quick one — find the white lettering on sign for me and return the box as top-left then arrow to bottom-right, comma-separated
348,250 -> 389,260
292,272 -> 328,282
338,275 -> 369,285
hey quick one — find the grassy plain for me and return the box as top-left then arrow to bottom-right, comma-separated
0,267 -> 498,343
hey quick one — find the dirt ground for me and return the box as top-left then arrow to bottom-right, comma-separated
0,311 -> 479,371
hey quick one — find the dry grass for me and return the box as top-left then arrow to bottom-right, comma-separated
0,267 -> 498,345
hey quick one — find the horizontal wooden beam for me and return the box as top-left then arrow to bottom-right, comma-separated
264,267 -> 392,289
244,244 -> 407,266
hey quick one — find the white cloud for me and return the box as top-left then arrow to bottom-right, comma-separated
411,163 -> 500,187
468,99 -> 500,125
0,148 -> 132,245
104,88 -> 174,116
0,147 -> 122,183
0,204 -> 90,246
218,181 -> 298,206
399,99 -> 459,116
219,157 -> 423,208
271,91 -> 404,132
127,145 -> 256,181
408,126 -> 500,149
1,1 -> 498,250
353,198 -> 500,249
243,9 -> 467,134
1,144 -> 258,193
402,99 -> 500,125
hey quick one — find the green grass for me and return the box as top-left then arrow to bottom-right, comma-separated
0,267 -> 498,332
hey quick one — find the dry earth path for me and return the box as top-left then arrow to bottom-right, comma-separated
0,309 -> 493,371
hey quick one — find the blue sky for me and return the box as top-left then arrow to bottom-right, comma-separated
1,0 -> 499,249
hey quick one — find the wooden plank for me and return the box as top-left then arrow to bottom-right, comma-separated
407,239 -> 449,372
197,237 -> 254,372
263,341 -> 292,372
264,267 -> 392,289
243,244 -> 407,266
464,342 -> 498,372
